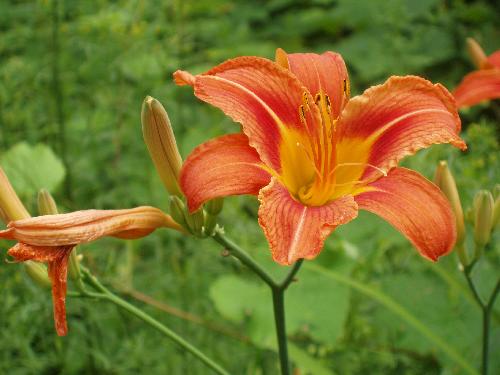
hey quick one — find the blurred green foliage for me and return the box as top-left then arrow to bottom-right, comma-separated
0,0 -> 499,374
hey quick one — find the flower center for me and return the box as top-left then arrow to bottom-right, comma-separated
278,90 -> 383,206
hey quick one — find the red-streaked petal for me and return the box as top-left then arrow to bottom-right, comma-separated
8,243 -> 73,336
0,206 -> 180,246
174,57 -> 321,171
487,51 -> 500,68
453,69 -> 500,108
355,168 -> 456,261
337,76 -> 466,181
258,179 -> 358,265
181,134 -> 270,212
48,249 -> 72,336
276,48 -> 350,118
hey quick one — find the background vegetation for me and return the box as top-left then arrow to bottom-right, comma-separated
0,0 -> 498,374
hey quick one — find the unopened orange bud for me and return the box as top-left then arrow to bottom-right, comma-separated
434,161 -> 465,245
141,96 -> 183,197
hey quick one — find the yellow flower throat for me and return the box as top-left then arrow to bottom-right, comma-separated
276,89 -> 383,207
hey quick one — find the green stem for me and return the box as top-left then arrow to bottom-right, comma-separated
279,259 -> 303,289
482,279 -> 500,375
79,269 -> 230,375
213,232 -> 277,288
463,262 -> 500,375
212,232 -> 304,374
272,289 -> 289,375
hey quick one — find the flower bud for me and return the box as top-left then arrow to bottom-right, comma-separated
466,38 -> 489,69
473,190 -> 494,248
169,196 -> 188,228
141,96 -> 183,197
205,198 -> 224,216
24,261 -> 52,289
0,167 -> 30,221
434,161 -> 466,244
492,190 -> 500,229
204,212 -> 217,236
38,189 -> 58,215
0,207 -> 9,225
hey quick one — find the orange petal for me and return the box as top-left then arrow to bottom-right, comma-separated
258,179 -> 358,265
453,69 -> 500,108
275,48 -> 350,118
337,76 -> 466,181
174,57 -> 321,172
8,243 -> 73,336
47,248 -> 72,336
486,51 -> 500,68
355,168 -> 456,261
0,206 -> 180,246
180,134 -> 270,212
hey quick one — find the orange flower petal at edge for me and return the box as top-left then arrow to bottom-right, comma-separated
486,51 -> 500,68
0,206 -> 181,246
9,243 -> 73,336
453,69 -> 500,108
275,48 -> 350,118
355,168 -> 456,261
174,56 -> 322,172
336,76 -> 466,183
181,134 -> 271,212
258,179 -> 358,265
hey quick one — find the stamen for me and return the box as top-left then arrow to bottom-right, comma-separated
314,93 -> 321,105
299,105 -> 306,124
296,142 -> 322,180
327,162 -> 387,178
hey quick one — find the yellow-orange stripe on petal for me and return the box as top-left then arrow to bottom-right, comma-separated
355,168 -> 456,261
0,206 -> 181,246
275,49 -> 350,118
174,56 -> 321,172
453,69 -> 500,108
258,179 -> 358,265
336,76 -> 465,183
180,134 -> 270,212
8,243 -> 74,336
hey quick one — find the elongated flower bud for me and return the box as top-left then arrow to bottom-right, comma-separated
142,96 -> 183,197
473,190 -> 494,248
434,161 -> 465,244
24,261 -> 52,289
169,196 -> 188,228
0,167 -> 30,221
205,198 -> 224,216
466,38 -> 489,69
38,189 -> 58,215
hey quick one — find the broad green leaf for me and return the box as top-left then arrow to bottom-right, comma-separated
1,142 -> 65,197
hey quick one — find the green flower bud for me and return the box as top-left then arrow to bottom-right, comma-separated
205,198 -> 224,216
434,161 -> 466,245
24,261 -> 51,289
473,190 -> 494,248
169,196 -> 188,229
142,96 -> 183,197
37,189 -> 58,215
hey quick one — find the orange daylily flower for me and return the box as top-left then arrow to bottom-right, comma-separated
174,49 -> 466,265
1,207 -> 182,335
453,38 -> 500,108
